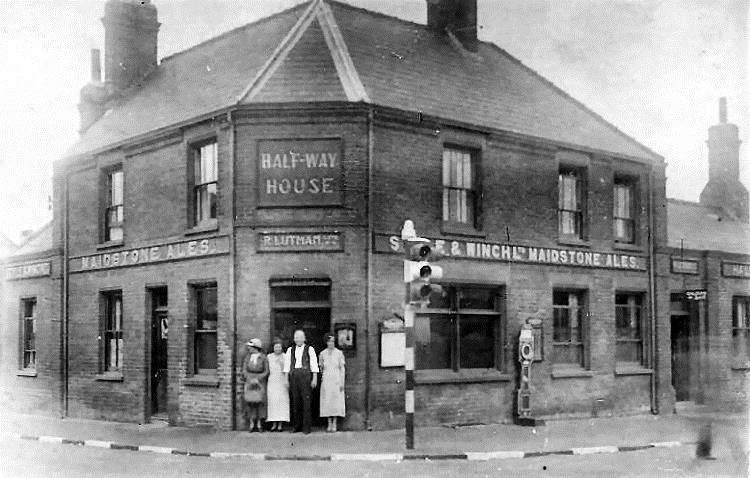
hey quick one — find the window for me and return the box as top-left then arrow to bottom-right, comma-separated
614,179 -> 635,243
192,141 -> 218,225
21,298 -> 36,370
558,168 -> 584,239
552,290 -> 587,368
104,168 -> 123,242
615,293 -> 644,365
733,297 -> 750,359
415,285 -> 502,371
193,284 -> 218,373
101,291 -> 123,372
442,148 -> 477,227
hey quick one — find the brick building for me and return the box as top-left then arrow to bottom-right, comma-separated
1,0 -> 746,430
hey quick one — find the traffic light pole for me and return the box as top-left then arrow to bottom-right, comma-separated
404,289 -> 415,450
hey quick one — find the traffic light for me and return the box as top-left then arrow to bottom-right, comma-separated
403,238 -> 444,306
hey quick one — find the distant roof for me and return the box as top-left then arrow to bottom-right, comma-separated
0,233 -> 17,258
668,199 -> 750,255
11,221 -> 54,257
65,0 -> 660,162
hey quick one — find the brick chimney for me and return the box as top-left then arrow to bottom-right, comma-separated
427,0 -> 478,52
78,0 -> 160,134
699,97 -> 748,222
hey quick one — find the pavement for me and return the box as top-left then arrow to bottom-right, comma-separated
1,409 -> 747,463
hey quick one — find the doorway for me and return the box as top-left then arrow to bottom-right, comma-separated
670,293 -> 698,402
270,279 -> 331,427
150,287 -> 169,417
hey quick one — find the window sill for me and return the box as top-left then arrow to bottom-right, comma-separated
551,368 -> 594,379
441,222 -> 485,238
16,369 -> 37,377
183,375 -> 220,387
97,240 -> 124,250
615,366 -> 653,376
185,220 -> 218,236
612,242 -> 643,253
415,369 -> 511,384
557,238 -> 590,248
95,372 -> 124,382
731,362 -> 750,371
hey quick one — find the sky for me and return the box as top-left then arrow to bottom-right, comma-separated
0,0 -> 746,243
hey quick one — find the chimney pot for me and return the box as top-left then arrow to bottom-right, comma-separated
427,0 -> 478,52
91,48 -> 101,83
719,97 -> 727,124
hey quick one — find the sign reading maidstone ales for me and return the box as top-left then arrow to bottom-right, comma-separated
722,262 -> 750,279
257,138 -> 343,207
375,234 -> 647,271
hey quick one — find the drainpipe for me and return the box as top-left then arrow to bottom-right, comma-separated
227,110 -> 238,430
647,165 -> 658,414
61,172 -> 70,418
364,106 -> 374,429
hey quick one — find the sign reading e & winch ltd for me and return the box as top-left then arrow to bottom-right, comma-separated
5,261 -> 51,280
375,234 -> 647,271
257,138 -> 343,208
69,236 -> 229,273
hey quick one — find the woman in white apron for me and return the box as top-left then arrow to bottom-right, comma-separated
266,338 -> 290,431
318,334 -> 345,432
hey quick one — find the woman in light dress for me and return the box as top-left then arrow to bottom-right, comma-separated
266,338 -> 290,432
318,334 -> 345,432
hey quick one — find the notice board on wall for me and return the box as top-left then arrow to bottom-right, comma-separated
257,138 -> 343,207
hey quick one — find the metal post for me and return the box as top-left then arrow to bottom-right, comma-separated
404,299 -> 415,450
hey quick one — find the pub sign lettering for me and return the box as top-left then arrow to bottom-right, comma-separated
257,138 -> 343,207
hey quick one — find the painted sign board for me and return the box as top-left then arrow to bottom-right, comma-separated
5,261 -> 51,280
374,233 -> 647,271
257,138 -> 343,207
722,262 -> 750,279
671,257 -> 699,275
256,232 -> 343,252
70,236 -> 229,273
685,289 -> 707,301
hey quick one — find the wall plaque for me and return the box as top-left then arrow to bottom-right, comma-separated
256,232 -> 343,252
374,233 -> 647,271
257,138 -> 343,207
722,262 -> 750,279
671,257 -> 699,275
70,236 -> 229,273
5,261 -> 51,280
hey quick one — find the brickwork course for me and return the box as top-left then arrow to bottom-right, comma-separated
1,0 -> 747,433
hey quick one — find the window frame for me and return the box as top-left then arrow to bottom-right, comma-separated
415,284 -> 504,372
442,146 -> 482,232
732,296 -> 750,360
613,176 -> 637,244
188,139 -> 218,228
19,297 -> 37,370
551,289 -> 589,369
191,282 -> 218,375
102,166 -> 124,243
558,167 -> 586,240
615,292 -> 645,366
100,290 -> 123,373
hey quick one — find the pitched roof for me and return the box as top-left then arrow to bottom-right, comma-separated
65,0 -> 660,162
667,199 -> 750,255
0,233 -> 17,258
10,221 -> 54,258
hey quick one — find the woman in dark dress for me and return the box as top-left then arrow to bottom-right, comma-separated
242,338 -> 269,432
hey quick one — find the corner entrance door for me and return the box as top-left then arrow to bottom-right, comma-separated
670,293 -> 698,401
150,287 -> 168,416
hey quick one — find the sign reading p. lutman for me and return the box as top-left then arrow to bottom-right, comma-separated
257,138 -> 343,207
5,261 -> 51,280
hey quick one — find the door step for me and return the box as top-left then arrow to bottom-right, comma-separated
147,415 -> 170,427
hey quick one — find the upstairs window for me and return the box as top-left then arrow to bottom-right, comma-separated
104,168 -> 123,242
192,142 -> 218,226
558,168 -> 584,239
614,179 -> 636,243
442,148 -> 478,228
552,290 -> 587,368
733,297 -> 750,359
615,293 -> 644,365
21,298 -> 36,370
101,291 -> 123,372
193,283 -> 218,374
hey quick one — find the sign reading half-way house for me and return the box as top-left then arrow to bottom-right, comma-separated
257,138 -> 343,207
5,261 -> 51,280
70,236 -> 229,272
375,234 -> 647,271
